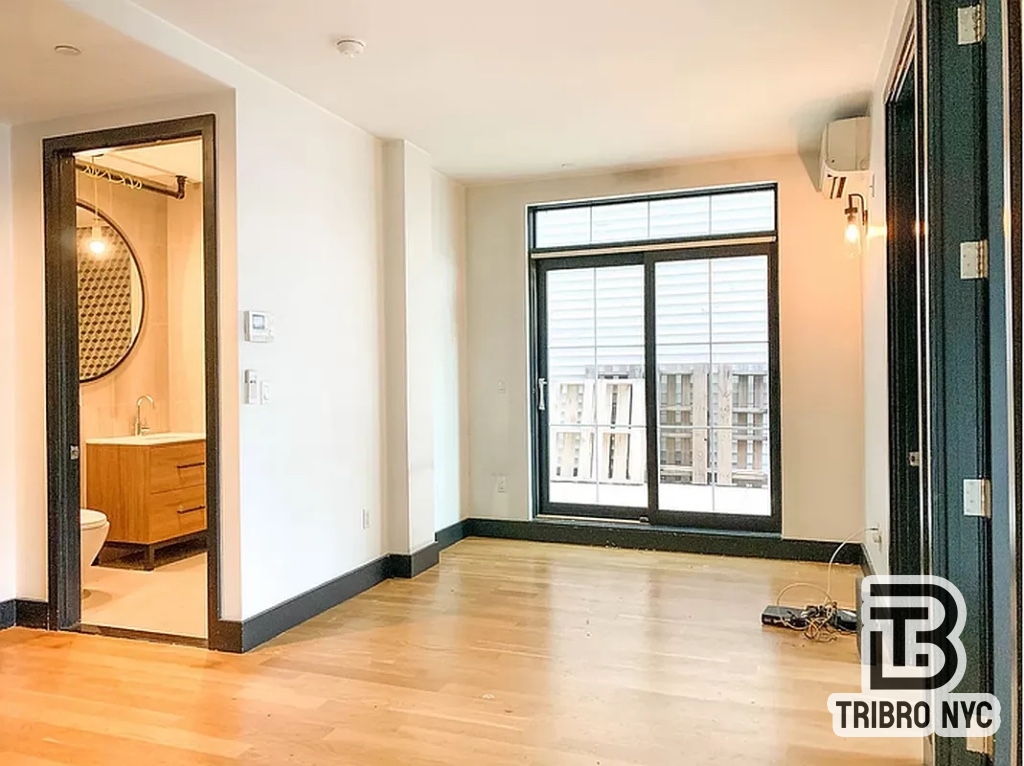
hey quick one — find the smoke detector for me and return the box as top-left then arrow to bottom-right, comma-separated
335,38 -> 366,58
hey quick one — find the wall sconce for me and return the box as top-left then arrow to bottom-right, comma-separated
844,193 -> 868,256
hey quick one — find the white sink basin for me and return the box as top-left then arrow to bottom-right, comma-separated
86,432 -> 206,446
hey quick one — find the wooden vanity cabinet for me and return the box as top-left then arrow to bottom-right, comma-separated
85,438 -> 207,569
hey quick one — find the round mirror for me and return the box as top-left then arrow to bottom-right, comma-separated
76,203 -> 145,382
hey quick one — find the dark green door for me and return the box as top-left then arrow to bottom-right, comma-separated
921,1 -> 993,763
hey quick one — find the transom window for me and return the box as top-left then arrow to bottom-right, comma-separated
531,186 -> 777,252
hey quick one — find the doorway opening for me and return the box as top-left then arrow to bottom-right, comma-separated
43,116 -> 221,646
885,38 -> 925,577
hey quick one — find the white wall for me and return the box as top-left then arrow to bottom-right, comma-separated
233,83 -> 385,618
382,140 -> 435,555
7,0 -> 406,624
9,91 -> 391,620
466,154 -> 865,542
862,0 -> 912,576
382,142 -> 467,551
0,122 -> 15,603
5,0 -> 472,622
400,142 -> 438,553
432,170 -> 467,532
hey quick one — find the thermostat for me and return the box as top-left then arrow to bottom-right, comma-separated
244,310 -> 274,342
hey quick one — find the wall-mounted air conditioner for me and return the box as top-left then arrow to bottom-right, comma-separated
820,117 -> 871,199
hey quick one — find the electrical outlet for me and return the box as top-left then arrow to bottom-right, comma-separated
497,379 -> 507,394
871,528 -> 883,546
496,475 -> 507,493
362,509 -> 370,529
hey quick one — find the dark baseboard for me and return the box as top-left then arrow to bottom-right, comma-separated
212,555 -> 393,653
210,527 -> 469,652
210,517 -> 862,652
15,600 -> 49,629
390,542 -> 441,579
0,599 -> 49,631
19,516 -> 862,653
464,517 -> 863,565
435,519 -> 470,551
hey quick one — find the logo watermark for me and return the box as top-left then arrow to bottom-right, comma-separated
827,575 -> 1000,738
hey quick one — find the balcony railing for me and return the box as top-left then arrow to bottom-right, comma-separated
549,364 -> 769,488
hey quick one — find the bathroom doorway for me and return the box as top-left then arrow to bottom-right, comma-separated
42,116 -> 222,646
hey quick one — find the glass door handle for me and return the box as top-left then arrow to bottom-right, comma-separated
537,378 -> 547,411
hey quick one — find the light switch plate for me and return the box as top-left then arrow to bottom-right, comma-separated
260,381 -> 272,404
244,370 -> 259,404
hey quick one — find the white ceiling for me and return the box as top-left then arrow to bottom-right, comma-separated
0,0 -> 221,125
129,0 -> 899,180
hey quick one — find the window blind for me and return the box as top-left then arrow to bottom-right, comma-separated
532,187 -> 776,251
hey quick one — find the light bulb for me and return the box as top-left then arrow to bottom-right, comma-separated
844,217 -> 863,259
89,224 -> 106,255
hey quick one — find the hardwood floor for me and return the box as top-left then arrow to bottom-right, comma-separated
0,538 -> 922,765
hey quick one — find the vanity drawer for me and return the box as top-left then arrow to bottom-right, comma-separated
149,484 -> 207,541
149,442 -> 206,493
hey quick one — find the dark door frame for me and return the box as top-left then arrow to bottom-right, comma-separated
530,238 -> 782,534
42,115 -> 225,645
884,4 -> 1019,763
986,0 -> 1023,763
885,33 -> 925,578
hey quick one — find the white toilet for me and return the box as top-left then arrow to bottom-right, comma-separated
80,509 -> 110,575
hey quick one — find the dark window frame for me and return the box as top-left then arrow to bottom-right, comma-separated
528,184 -> 781,533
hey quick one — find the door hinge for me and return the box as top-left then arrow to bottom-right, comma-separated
908,451 -> 921,468
963,478 -> 991,519
958,4 -> 985,45
70,445 -> 80,461
960,240 -> 989,279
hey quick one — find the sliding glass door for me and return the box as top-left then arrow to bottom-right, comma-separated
652,253 -> 774,527
533,244 -> 779,532
539,258 -> 648,517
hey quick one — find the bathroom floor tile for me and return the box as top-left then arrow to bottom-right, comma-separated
81,552 -> 207,638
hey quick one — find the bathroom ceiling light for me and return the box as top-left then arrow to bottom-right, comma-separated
89,225 -> 107,256
88,170 -> 107,256
335,38 -> 366,57
54,44 -> 81,56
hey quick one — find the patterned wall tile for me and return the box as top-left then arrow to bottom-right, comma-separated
77,224 -> 135,381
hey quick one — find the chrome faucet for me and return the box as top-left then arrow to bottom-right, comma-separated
134,395 -> 155,436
